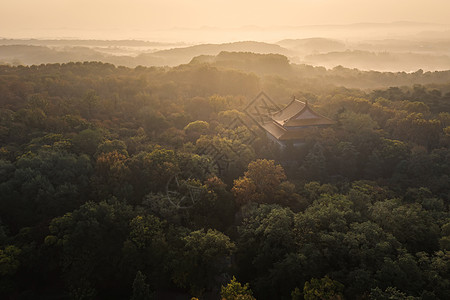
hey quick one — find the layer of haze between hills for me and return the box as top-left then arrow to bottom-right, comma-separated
1,22 -> 450,72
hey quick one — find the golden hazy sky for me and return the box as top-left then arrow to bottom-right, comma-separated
1,0 -> 449,39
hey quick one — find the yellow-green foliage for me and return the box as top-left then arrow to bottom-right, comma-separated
221,276 -> 255,300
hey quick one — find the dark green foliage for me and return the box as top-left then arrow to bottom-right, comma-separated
173,228 -> 235,296
369,286 -> 418,300
0,150 -> 92,231
131,271 -> 152,300
0,245 -> 21,276
303,276 -> 344,300
47,200 -> 136,297
72,128 -> 105,156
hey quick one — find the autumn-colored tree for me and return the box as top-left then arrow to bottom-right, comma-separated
232,159 -> 286,205
93,150 -> 131,199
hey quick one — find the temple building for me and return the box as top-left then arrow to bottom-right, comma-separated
260,97 -> 335,148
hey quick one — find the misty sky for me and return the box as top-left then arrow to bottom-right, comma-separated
2,0 -> 450,39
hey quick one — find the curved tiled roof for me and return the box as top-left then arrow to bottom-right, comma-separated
261,121 -> 286,139
261,97 -> 335,141
271,99 -> 306,125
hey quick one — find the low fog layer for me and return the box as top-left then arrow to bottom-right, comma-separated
1,22 -> 450,72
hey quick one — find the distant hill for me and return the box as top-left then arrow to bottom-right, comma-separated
351,39 -> 450,56
276,38 -> 346,54
189,51 -> 450,89
0,38 -> 184,47
0,41 -> 293,67
0,45 -> 107,65
136,41 -> 293,66
304,50 -> 450,72
190,51 -> 292,76
1,38 -> 450,73
413,30 -> 450,40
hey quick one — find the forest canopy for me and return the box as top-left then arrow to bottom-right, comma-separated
0,58 -> 449,299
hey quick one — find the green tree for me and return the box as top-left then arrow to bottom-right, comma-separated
127,149 -> 180,202
302,142 -> 326,181
236,205 -> 296,299
440,223 -> 450,250
0,245 -> 21,276
122,215 -> 169,286
369,287 -> 418,300
47,200 -> 136,297
369,199 -> 439,253
303,276 -> 344,300
72,128 -> 105,156
365,138 -> 410,179
96,139 -> 128,156
173,229 -> 235,296
221,276 -> 255,300
92,150 -> 131,200
131,271 -> 152,300
184,120 -> 210,140
0,150 -> 92,230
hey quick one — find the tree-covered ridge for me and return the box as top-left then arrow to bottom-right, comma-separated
0,61 -> 449,299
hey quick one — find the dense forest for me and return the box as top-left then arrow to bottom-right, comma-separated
0,56 -> 449,299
